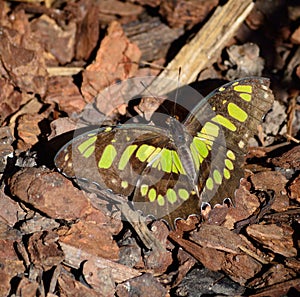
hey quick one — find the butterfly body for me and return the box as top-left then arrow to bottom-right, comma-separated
55,77 -> 274,228
167,117 -> 199,194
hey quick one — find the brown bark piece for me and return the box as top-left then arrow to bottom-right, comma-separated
133,0 -> 161,7
30,15 -> 76,65
9,167 -> 91,220
124,16 -> 183,61
173,248 -> 197,287
133,96 -> 165,121
285,258 -> 300,274
116,273 -> 167,297
169,231 -> 225,272
81,21 -> 141,107
0,26 -> 48,96
171,222 -> 264,285
119,238 -> 143,269
159,0 -> 218,28
189,224 -> 243,254
246,223 -> 297,258
0,189 -> 24,227
0,259 -> 24,296
98,0 -> 143,18
48,117 -> 79,139
74,1 -> 100,61
58,272 -> 100,297
247,278 -> 300,297
19,213 -> 60,235
0,127 -> 13,172
96,1 -> 142,26
59,220 -> 119,261
249,263 -> 297,288
8,96 -> 43,133
45,76 -> 86,114
272,145 -> 300,169
143,221 -> 173,275
59,242 -> 141,283
288,174 -> 300,203
223,180 -> 260,230
0,222 -> 24,297
82,264 -> 115,295
206,205 -> 229,226
250,171 -> 289,212
222,253 -> 262,285
0,77 -> 24,124
28,230 -> 64,270
291,26 -> 300,44
15,278 -> 39,297
16,113 -> 45,151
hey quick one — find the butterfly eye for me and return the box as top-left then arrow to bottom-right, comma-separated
178,135 -> 184,141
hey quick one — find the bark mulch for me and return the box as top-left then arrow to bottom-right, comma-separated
0,0 -> 299,296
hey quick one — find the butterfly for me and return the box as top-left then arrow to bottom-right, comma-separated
54,77 -> 274,228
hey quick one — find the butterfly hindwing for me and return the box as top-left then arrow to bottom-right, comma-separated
133,155 -> 200,225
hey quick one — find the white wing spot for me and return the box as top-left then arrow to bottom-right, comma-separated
238,140 -> 245,149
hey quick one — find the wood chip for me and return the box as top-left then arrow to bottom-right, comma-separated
81,21 -> 141,105
0,189 -> 24,226
246,223 -> 298,258
288,174 -> 300,203
27,230 -> 64,270
30,14 -> 76,64
189,224 -> 243,254
159,0 -> 218,28
16,113 -> 45,151
0,26 -> 48,95
0,77 -> 24,125
58,220 -> 119,261
59,242 -> 141,283
116,273 -> 167,297
272,145 -> 300,169
250,171 -> 290,212
45,76 -> 86,114
9,168 -> 91,220
58,272 -> 99,297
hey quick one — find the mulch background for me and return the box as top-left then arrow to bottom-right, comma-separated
0,0 -> 299,296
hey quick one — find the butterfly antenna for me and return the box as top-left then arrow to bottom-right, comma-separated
139,81 -> 169,115
173,67 -> 181,117
140,81 -> 153,96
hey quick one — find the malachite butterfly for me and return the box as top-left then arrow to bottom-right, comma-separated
54,77 -> 274,228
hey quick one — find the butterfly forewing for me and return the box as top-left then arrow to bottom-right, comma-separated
183,77 -> 274,205
55,125 -> 173,195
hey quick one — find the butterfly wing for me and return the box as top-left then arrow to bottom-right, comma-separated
131,139 -> 201,227
183,77 -> 274,205
55,124 -> 200,227
55,125 -> 168,195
